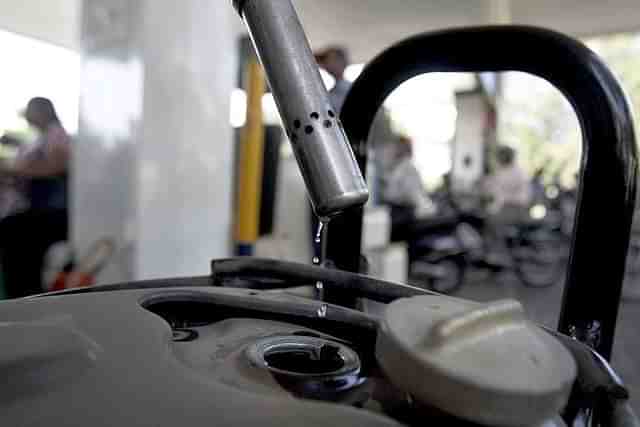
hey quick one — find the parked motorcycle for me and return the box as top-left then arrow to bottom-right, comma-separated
408,221 -> 483,294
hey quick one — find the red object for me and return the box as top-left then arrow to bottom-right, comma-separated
51,272 -> 95,291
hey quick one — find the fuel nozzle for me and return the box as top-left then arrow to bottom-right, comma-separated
233,0 -> 369,219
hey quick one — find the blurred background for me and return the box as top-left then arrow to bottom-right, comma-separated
0,0 -> 638,410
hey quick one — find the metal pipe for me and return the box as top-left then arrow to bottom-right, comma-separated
330,26 -> 637,359
232,0 -> 368,219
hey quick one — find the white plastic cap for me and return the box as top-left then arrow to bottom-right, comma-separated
376,296 -> 577,427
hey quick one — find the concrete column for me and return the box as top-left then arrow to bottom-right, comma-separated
486,0 -> 512,24
452,92 -> 489,192
75,0 -> 238,283
482,0 -> 511,174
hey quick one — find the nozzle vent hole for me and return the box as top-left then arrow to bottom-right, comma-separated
294,119 -> 301,129
328,110 -> 335,118
310,112 -> 320,120
305,126 -> 314,134
324,120 -> 333,129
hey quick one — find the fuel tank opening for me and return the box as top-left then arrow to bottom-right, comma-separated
245,335 -> 364,400
246,335 -> 360,379
263,342 -> 344,375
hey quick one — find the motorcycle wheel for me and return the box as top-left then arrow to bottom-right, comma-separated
511,228 -> 565,288
410,257 -> 466,295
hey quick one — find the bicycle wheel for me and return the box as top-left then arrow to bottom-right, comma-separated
511,228 -> 566,288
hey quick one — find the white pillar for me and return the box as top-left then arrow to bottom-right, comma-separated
486,0 -> 513,25
75,0 -> 238,283
452,92 -> 488,192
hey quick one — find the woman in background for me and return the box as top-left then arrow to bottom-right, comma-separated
0,97 -> 70,298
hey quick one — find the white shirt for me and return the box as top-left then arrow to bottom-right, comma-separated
483,164 -> 532,213
383,157 -> 437,218
329,79 -> 351,113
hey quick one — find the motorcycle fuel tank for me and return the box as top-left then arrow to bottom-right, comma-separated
0,273 -> 575,427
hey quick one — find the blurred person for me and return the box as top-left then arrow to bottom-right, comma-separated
482,145 -> 531,217
480,146 -> 532,266
382,137 -> 463,242
316,46 -> 351,113
431,172 -> 454,209
16,97 -> 70,210
383,136 -> 437,220
0,97 -> 70,298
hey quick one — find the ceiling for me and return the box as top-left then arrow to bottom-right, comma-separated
295,0 -> 640,62
296,0 -> 487,62
0,0 -> 79,49
0,0 -> 639,62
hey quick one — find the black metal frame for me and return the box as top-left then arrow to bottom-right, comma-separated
326,26 -> 638,360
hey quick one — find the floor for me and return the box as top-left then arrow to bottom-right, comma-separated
453,266 -> 640,415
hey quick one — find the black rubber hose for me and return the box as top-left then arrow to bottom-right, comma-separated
211,257 -> 437,303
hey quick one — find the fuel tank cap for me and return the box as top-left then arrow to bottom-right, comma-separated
376,296 -> 577,427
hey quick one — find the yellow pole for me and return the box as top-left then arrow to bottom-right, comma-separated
235,60 -> 266,255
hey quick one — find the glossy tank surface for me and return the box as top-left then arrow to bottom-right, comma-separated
0,285 -> 399,427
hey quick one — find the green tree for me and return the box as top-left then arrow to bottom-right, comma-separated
587,34 -> 640,134
499,32 -> 640,187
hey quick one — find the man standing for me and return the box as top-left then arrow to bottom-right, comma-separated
383,137 -> 437,219
316,46 -> 351,113
481,145 -> 532,266
482,145 -> 531,217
